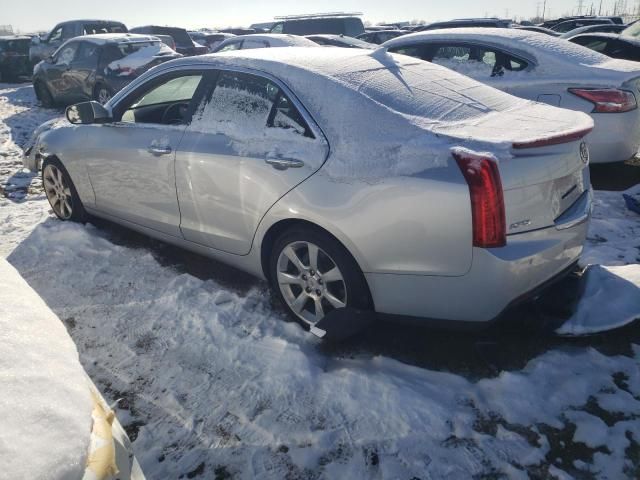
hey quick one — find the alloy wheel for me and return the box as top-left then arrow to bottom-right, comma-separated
97,87 -> 111,105
276,241 -> 347,325
43,164 -> 73,219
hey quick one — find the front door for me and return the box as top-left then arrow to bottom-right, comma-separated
83,70 -> 210,237
175,69 -> 329,255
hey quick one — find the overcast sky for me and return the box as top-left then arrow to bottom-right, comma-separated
5,0 -> 626,33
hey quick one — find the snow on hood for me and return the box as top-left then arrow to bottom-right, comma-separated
182,48 -> 592,177
107,42 -> 176,75
0,259 -> 93,479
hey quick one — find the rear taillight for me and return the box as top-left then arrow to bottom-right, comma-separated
569,88 -> 637,113
453,150 -> 506,248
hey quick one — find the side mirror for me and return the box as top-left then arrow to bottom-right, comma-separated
45,56 -> 54,64
31,36 -> 41,45
66,101 -> 112,125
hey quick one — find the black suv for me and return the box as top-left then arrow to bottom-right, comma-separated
129,26 -> 207,56
0,35 -> 31,81
270,14 -> 365,37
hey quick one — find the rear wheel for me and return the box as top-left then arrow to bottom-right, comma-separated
269,226 -> 372,327
93,83 -> 112,105
42,158 -> 87,222
34,81 -> 54,107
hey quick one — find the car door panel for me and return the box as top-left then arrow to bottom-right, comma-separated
83,123 -> 186,236
175,70 -> 328,255
83,70 -> 209,237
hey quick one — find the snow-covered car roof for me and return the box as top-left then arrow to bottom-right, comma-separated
383,27 -> 640,74
158,47 -> 592,176
222,33 -> 318,47
79,33 -> 162,45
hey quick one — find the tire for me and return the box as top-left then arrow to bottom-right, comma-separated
268,226 -> 372,328
34,81 -> 54,108
93,83 -> 112,105
41,158 -> 87,223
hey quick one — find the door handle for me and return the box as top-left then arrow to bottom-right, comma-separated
147,145 -> 172,156
265,157 -> 304,170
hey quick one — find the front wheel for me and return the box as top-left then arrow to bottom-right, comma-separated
93,83 -> 112,105
42,159 -> 87,222
269,227 -> 372,327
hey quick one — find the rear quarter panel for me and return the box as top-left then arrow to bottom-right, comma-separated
258,163 -> 473,277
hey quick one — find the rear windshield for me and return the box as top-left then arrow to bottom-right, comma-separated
0,39 -> 29,53
83,23 -> 127,35
280,18 -> 364,36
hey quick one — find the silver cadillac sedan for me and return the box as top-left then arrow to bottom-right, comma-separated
24,47 -> 594,331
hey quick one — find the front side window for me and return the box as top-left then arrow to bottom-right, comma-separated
241,39 -> 269,50
191,70 -> 312,138
430,44 -> 528,77
571,36 -> 609,53
218,41 -> 241,52
54,42 -> 78,65
119,74 -> 204,124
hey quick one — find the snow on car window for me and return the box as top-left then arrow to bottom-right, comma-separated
191,71 -> 276,135
107,42 -> 174,76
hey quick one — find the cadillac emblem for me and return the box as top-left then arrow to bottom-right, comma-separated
580,142 -> 589,165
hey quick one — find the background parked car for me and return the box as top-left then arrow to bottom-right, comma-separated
129,25 -> 207,56
551,18 -> 614,33
357,29 -> 406,44
305,34 -> 376,49
569,33 -> 640,61
560,23 -> 626,39
29,19 -> 127,64
541,15 -> 623,29
384,28 -> 640,164
33,34 -> 181,106
188,31 -> 235,51
269,13 -> 365,37
412,18 -> 512,32
211,34 -> 318,53
0,35 -> 31,81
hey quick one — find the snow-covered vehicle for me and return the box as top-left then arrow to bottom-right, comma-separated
0,259 -> 144,480
33,33 -> 181,107
24,48 -> 593,330
384,28 -> 640,164
211,33 -> 318,53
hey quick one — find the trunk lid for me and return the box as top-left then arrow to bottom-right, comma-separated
438,101 -> 594,236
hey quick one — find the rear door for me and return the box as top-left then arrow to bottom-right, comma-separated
175,68 -> 328,255
83,69 -> 211,236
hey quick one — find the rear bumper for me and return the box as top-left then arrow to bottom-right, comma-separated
365,190 -> 592,324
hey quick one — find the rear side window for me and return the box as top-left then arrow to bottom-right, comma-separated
388,45 -> 428,60
608,39 -> 640,61
192,71 -> 312,138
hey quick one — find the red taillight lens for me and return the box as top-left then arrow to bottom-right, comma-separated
453,150 -> 506,248
569,88 -> 637,113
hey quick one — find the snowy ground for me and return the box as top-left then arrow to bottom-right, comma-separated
1,83 -> 639,479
